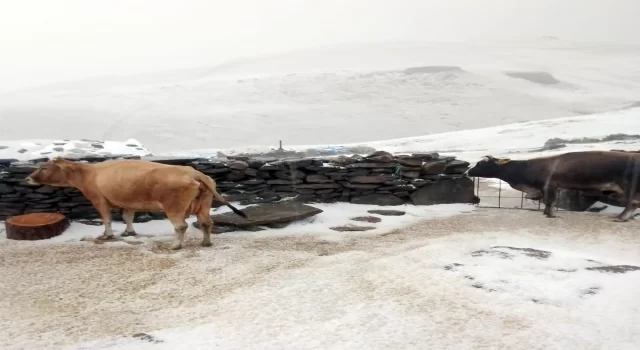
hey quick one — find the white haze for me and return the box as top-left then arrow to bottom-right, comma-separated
2,1 -> 640,152
1,0 -> 640,93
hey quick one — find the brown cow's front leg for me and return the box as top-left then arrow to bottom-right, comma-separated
121,209 -> 137,237
81,190 -> 114,239
93,199 -> 114,240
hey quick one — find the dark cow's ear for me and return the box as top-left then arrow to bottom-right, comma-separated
496,158 -> 511,165
480,155 -> 494,162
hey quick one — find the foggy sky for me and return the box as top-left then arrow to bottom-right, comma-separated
1,0 -> 639,92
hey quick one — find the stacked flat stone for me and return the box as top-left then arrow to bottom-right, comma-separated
0,151 -> 475,221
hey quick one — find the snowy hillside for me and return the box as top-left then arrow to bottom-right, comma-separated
171,107 -> 640,161
3,107 -> 639,163
1,40 -> 639,153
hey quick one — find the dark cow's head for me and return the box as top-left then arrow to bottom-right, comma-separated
26,158 -> 78,187
466,155 -> 511,178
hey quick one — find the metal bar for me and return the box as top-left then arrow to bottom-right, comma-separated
473,176 -> 476,196
474,177 -> 480,197
476,206 -> 542,212
498,180 -> 502,208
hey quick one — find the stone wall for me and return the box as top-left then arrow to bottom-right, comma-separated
0,151 -> 477,221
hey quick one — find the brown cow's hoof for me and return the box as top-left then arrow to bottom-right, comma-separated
613,218 -> 628,223
97,235 -> 115,240
121,231 -> 137,237
201,241 -> 212,248
170,245 -> 182,250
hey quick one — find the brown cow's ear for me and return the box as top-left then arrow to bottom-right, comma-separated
59,161 -> 78,180
496,158 -> 511,165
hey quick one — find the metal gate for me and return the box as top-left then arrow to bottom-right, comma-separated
471,177 -> 543,211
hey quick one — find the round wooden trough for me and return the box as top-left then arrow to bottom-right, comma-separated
5,212 -> 70,241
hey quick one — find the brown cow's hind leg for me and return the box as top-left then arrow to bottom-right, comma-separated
165,204 -> 194,250
196,210 -> 213,247
162,182 -> 199,250
121,209 -> 137,236
166,214 -> 188,250
193,186 -> 214,248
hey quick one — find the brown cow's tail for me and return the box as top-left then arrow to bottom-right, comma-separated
194,172 -> 248,219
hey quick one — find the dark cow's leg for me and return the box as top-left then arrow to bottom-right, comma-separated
615,202 -> 639,222
121,209 -> 137,236
615,192 -> 640,222
615,164 -> 640,222
542,187 -> 558,218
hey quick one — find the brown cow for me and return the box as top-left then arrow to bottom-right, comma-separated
466,151 -> 640,221
25,158 -> 247,250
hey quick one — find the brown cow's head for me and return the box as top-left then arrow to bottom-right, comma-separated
466,155 -> 511,178
25,158 -> 78,187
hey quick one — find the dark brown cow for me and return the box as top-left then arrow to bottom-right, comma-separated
26,158 -> 247,249
466,151 -> 640,221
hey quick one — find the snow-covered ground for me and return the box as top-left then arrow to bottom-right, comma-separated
1,208 -> 638,350
1,40 -> 640,349
0,203 -> 474,245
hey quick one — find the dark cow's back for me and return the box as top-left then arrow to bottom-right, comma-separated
543,151 -> 640,186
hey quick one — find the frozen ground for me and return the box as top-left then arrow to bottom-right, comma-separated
0,202 -> 474,245
1,40 -> 640,153
1,207 -> 639,350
